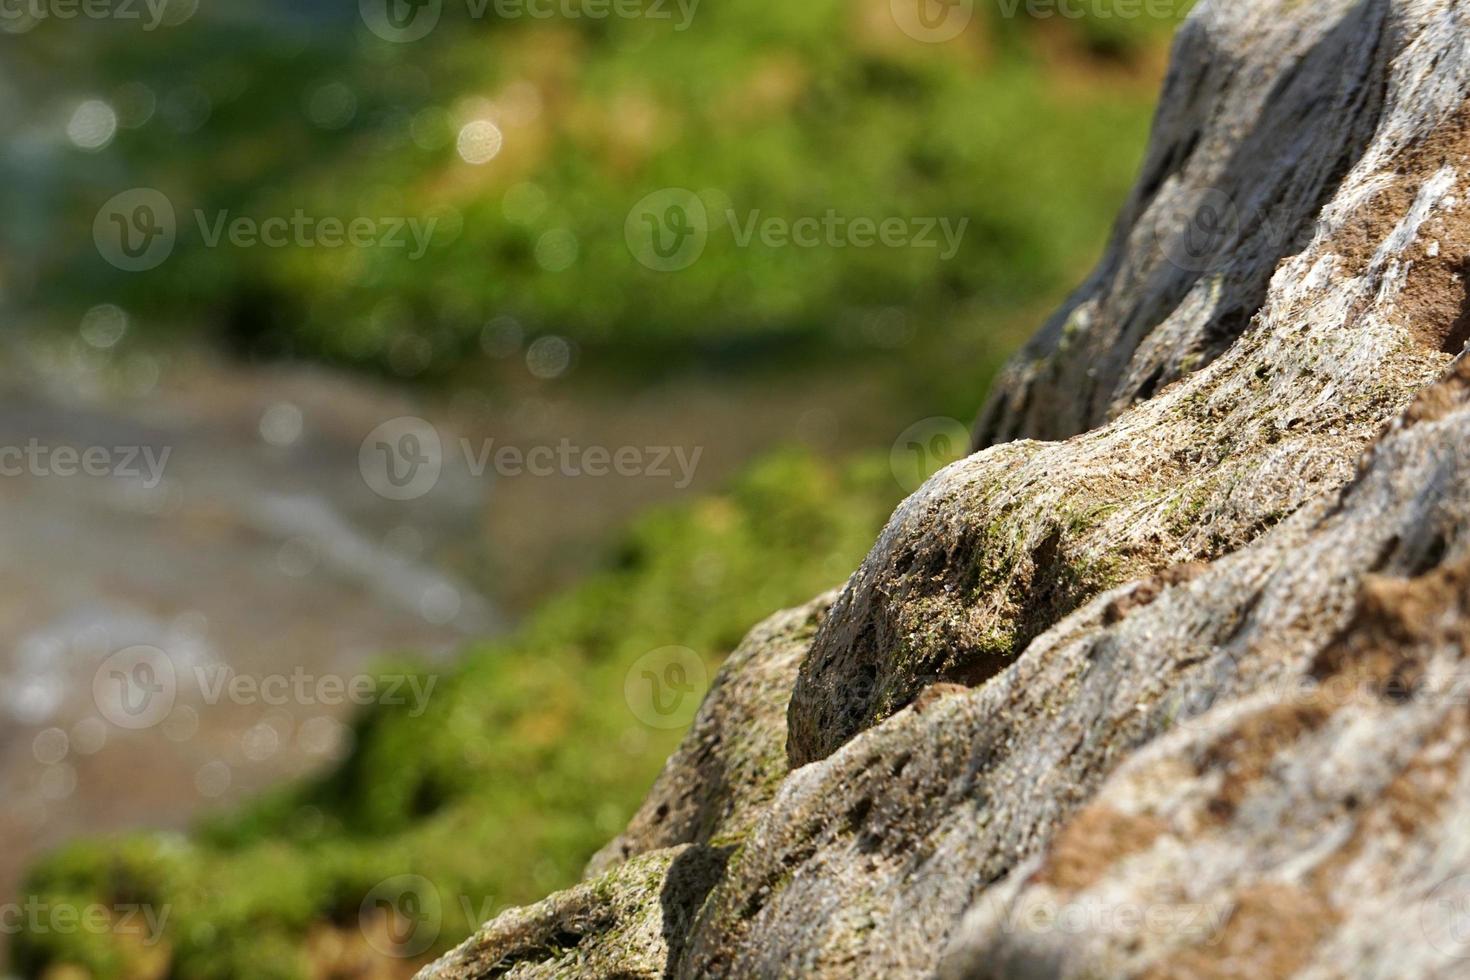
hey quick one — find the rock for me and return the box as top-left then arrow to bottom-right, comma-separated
785,0 -> 1463,767
585,594 -> 835,878
421,0 -> 1470,976
941,471 -> 1470,978
416,845 -> 727,979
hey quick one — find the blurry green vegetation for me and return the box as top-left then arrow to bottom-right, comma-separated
43,0 -> 1185,381
19,450 -> 903,978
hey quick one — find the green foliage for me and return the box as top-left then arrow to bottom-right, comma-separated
40,0 -> 1179,378
18,449 -> 902,978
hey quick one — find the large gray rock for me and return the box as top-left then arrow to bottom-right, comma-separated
419,0 -> 1470,976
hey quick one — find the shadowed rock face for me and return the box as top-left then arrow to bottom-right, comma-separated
419,1 -> 1470,976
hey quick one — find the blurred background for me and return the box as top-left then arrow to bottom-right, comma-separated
0,0 -> 1186,975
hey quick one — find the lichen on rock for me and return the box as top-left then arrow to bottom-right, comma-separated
416,845 -> 728,979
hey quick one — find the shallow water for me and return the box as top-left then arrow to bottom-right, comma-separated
0,354 -> 498,906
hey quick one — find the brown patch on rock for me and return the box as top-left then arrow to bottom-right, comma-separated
1398,354 -> 1470,429
1197,701 -> 1332,824
911,683 -> 971,714
1033,805 -> 1166,892
1377,722 -> 1466,837
1311,555 -> 1470,701
1398,244 -> 1470,354
1146,883 -> 1338,980
1393,107 -> 1470,354
1335,105 -> 1470,353
1103,561 -> 1209,624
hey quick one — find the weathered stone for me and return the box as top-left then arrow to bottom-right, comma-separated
415,845 -> 726,979
942,488 -> 1470,978
586,594 -> 834,878
786,0 -> 1466,767
422,1 -> 1470,976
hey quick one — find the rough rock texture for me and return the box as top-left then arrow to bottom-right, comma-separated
786,0 -> 1465,766
585,594 -> 835,877
419,846 -> 728,979
420,0 -> 1470,976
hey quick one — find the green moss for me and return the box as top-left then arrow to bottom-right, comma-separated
1163,482 -> 1217,537
17,448 -> 901,979
39,0 -> 1177,383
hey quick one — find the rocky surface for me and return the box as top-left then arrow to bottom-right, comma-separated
420,846 -> 728,980
419,0 -> 1470,976
585,593 -> 835,878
